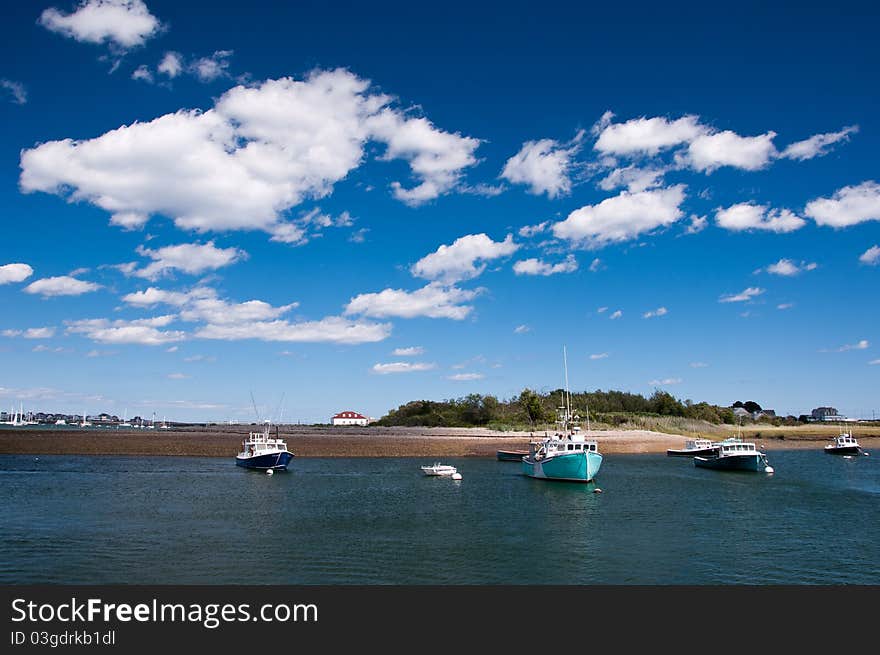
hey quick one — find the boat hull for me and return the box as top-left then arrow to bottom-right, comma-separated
497,450 -> 528,462
522,450 -> 602,482
824,446 -> 861,455
235,451 -> 294,470
694,454 -> 768,472
667,447 -> 718,457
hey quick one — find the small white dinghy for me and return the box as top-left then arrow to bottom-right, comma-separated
421,462 -> 457,477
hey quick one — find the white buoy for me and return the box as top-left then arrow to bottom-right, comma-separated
593,488 -> 603,494
765,466 -> 774,474
266,469 -> 274,476
451,472 -> 462,480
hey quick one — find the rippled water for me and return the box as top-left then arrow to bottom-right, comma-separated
1,451 -> 877,584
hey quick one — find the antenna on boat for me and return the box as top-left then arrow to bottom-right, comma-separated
563,346 -> 572,427
250,391 -> 262,424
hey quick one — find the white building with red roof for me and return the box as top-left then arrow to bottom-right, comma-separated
331,410 -> 369,426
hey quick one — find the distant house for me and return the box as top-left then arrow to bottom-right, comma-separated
811,407 -> 842,421
732,407 -> 751,419
331,411 -> 369,426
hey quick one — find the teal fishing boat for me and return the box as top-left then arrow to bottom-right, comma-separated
522,347 -> 602,483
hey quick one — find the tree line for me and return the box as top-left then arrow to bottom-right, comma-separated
376,388 -> 765,428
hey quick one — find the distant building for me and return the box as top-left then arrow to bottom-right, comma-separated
331,411 -> 369,426
732,407 -> 751,419
811,407 -> 842,421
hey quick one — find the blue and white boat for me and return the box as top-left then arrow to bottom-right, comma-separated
235,425 -> 294,471
522,348 -> 602,483
694,438 -> 773,473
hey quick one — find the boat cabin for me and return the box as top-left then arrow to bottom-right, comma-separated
686,438 -> 715,450
717,441 -> 759,456
832,432 -> 859,447
239,429 -> 288,457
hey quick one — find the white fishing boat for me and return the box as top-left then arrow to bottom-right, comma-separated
420,462 -> 458,476
824,427 -> 863,456
694,438 -> 774,473
667,437 -> 719,457
235,424 -> 295,471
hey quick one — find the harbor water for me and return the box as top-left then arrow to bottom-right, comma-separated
1,451 -> 877,584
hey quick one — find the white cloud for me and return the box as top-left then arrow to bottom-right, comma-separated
761,258 -> 817,276
648,377 -> 682,386
501,132 -> 582,198
412,233 -> 518,283
597,307 -> 608,313
609,310 -> 622,320
167,372 -> 190,380
781,126 -> 858,161
196,316 -> 391,344
345,283 -> 480,320
589,258 -> 603,272
372,361 -> 436,374
869,359 -> 880,365
157,51 -> 182,77
66,316 -> 185,345
131,64 -> 152,83
1,79 -> 27,105
132,242 -> 246,279
684,130 -> 777,172
20,69 -> 482,237
518,222 -> 549,238
804,181 -> 880,228
689,362 -> 708,368
719,287 -> 764,303
552,185 -> 686,247
684,214 -> 707,235
190,50 -> 233,82
121,286 -> 213,307
514,324 -> 531,334
828,339 -> 869,352
513,254 -> 578,276
715,203 -> 806,233
594,115 -> 705,155
643,306 -> 668,318
598,165 -> 666,193
589,353 -> 608,360
777,303 -> 795,310
0,263 -> 34,284
859,245 -> 880,266
39,0 -> 162,48
24,275 -> 101,297
392,346 -> 424,356
24,327 -> 57,339
447,372 -> 484,381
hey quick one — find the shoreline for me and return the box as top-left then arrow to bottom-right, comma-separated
1,425 -> 876,458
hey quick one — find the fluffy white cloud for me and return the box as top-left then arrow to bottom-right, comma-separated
598,165 -> 666,193
589,258 -> 603,272
131,241 -> 246,279
0,263 -> 34,284
781,126 -> 858,161
859,245 -> 880,266
23,275 -> 101,297
594,115 -> 705,155
589,353 -> 608,360
66,316 -> 184,345
552,185 -> 685,247
411,233 -> 518,283
367,108 -> 480,205
777,303 -> 795,310
643,307 -> 667,318
190,50 -> 233,82
196,316 -> 390,344
824,339 -> 870,353
804,181 -> 880,228
609,310 -> 622,319
20,69 -> 482,237
685,215 -> 707,235
131,64 -> 152,83
24,327 -> 57,339
447,372 -> 484,381
715,203 -> 806,233
513,254 -> 578,276
684,130 -> 777,172
157,51 -> 182,77
518,222 -> 549,238
345,283 -> 480,320
121,286 -> 213,307
1,79 -> 27,105
761,258 -> 817,276
501,133 -> 582,198
719,287 -> 764,303
122,286 -> 297,324
39,0 -> 162,48
372,361 -> 436,374
649,377 -> 682,386
514,324 -> 531,334
392,346 -> 425,356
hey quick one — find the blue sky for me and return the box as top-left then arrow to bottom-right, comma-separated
1,0 -> 878,422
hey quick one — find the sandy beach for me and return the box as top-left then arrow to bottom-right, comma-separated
1,424 -> 877,458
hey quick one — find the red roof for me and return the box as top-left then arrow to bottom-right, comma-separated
332,411 -> 366,419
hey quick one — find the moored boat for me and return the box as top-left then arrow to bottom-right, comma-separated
694,438 -> 773,473
497,449 -> 528,462
235,425 -> 294,471
421,462 -> 457,476
522,347 -> 602,483
824,428 -> 863,456
667,438 -> 719,457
